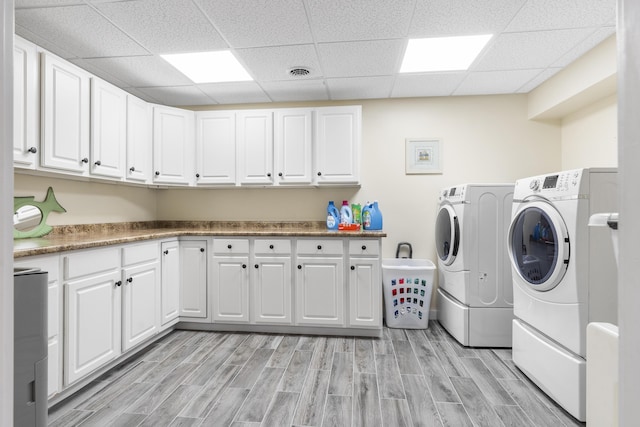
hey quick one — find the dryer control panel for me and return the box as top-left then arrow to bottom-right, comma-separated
515,169 -> 584,199
439,185 -> 466,203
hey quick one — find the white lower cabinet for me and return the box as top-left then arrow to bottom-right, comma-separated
347,240 -> 382,328
180,240 -> 208,319
295,239 -> 345,326
251,239 -> 292,324
212,238 -> 250,322
64,247 -> 121,385
161,240 -> 180,326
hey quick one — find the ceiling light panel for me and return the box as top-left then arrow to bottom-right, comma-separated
161,51 -> 252,83
400,34 -> 493,73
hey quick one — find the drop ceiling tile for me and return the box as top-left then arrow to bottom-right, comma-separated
136,85 -> 215,106
317,40 -> 405,78
94,0 -> 227,54
15,24 -> 77,59
122,86 -> 162,104
198,82 -> 271,104
517,68 -> 562,93
195,0 -> 313,48
305,0 -> 415,42
70,58 -> 132,88
391,73 -> 467,98
79,56 -> 193,87
235,45 -> 322,82
453,69 -> 542,96
260,79 -> 329,102
552,28 -> 616,68
326,76 -> 394,100
15,0 -> 84,7
505,0 -> 616,32
409,0 -> 526,37
15,5 -> 148,58
473,29 -> 594,71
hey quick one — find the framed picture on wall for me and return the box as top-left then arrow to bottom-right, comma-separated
405,138 -> 442,174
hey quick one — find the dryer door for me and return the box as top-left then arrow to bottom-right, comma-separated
435,204 -> 460,266
508,201 -> 570,291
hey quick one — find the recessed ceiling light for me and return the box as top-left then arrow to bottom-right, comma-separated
400,34 -> 493,73
160,51 -> 252,83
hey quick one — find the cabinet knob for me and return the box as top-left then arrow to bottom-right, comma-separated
269,244 -> 274,249
317,245 -> 322,250
164,250 -> 169,255
362,245 -> 367,250
200,248 -> 205,252
297,265 -> 302,269
254,264 -> 259,269
317,172 -> 322,176
196,173 -> 200,178
127,277 -> 133,283
129,166 -> 135,172
278,172 -> 283,177
115,280 -> 122,287
27,146 -> 37,154
155,171 -> 160,176
351,266 -> 355,270
227,244 -> 232,249
94,160 -> 101,166
242,264 -> 247,269
81,157 -> 89,164
267,173 -> 271,177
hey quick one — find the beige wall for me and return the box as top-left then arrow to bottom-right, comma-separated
560,94 -> 618,169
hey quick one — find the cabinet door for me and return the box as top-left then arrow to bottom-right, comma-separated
212,256 -> 250,322
65,269 -> 121,385
348,258 -> 381,327
90,77 -> 126,179
153,105 -> 194,185
122,261 -> 159,351
274,109 -> 312,185
13,36 -> 39,169
237,110 -> 273,185
314,106 -> 361,184
252,256 -> 292,324
195,111 -> 236,185
126,95 -> 152,183
161,241 -> 180,326
41,53 -> 90,174
295,257 -> 344,326
180,241 -> 208,318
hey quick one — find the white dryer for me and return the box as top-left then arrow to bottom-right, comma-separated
435,183 -> 514,347
508,168 -> 617,422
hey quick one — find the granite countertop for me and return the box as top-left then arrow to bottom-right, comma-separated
14,221 -> 387,258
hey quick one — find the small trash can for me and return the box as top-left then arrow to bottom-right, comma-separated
382,243 -> 436,329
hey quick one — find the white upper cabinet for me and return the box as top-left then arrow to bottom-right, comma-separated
153,105 -> 194,186
195,111 -> 236,185
274,108 -> 313,185
41,52 -> 90,175
314,105 -> 361,185
13,35 -> 39,170
126,95 -> 152,184
90,77 -> 126,180
237,110 -> 273,185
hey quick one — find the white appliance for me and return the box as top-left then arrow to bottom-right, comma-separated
435,183 -> 514,347
508,168 -> 617,422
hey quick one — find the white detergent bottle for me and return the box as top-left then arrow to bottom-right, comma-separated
340,200 -> 353,224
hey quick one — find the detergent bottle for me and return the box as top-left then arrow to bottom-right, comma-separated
326,201 -> 339,230
340,200 -> 353,224
363,201 -> 383,230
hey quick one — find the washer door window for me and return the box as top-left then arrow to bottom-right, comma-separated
509,201 -> 570,291
436,205 -> 459,266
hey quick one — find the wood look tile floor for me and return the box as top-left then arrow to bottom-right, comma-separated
48,321 -> 585,427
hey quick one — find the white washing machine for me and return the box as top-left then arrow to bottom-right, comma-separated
508,168 -> 618,422
435,183 -> 514,347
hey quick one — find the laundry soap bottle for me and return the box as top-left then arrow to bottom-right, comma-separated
340,200 -> 353,224
327,201 -> 339,230
363,201 -> 383,230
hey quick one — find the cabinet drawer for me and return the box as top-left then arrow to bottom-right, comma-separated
213,238 -> 249,255
348,240 -> 380,256
122,241 -> 159,267
64,247 -> 120,280
297,239 -> 343,256
254,239 -> 292,255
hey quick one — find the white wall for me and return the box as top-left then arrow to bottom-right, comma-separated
560,94 -> 618,169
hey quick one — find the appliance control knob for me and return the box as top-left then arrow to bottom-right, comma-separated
529,179 -> 540,191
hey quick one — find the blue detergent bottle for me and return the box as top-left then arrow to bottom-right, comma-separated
326,201 -> 339,230
363,201 -> 383,230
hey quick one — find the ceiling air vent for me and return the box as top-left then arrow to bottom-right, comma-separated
289,67 -> 310,77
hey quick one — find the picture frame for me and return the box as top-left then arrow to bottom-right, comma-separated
405,138 -> 442,174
